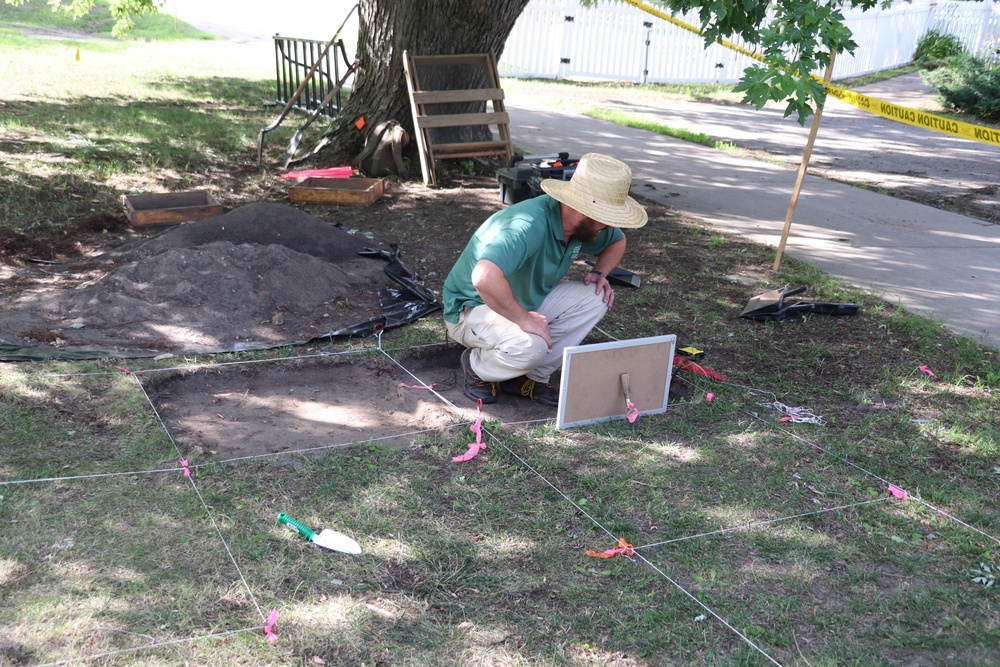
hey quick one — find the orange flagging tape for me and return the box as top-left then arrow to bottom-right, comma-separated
585,537 -> 635,559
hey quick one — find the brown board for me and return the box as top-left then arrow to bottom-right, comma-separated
556,335 -> 676,429
288,177 -> 385,206
122,191 -> 224,227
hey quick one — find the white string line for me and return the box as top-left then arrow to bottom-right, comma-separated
41,340 -> 453,378
633,552 -> 785,667
126,373 -> 268,625
778,435 -> 1000,545
374,345 -> 787,664
501,417 -> 554,427
33,625 -> 265,667
745,410 -> 896,488
205,425 -> 444,466
373,346 -> 621,544
36,349 -> 363,379
0,466 -> 186,487
679,363 -> 1000,548
0,425 -> 447,487
915,498 -> 1000,546
635,497 -> 890,551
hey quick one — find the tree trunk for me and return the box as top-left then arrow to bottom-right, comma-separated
309,0 -> 530,167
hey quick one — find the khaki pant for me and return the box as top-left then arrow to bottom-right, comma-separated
445,281 -> 608,384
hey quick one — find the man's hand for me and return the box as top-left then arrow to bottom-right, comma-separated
584,271 -> 615,309
520,311 -> 552,349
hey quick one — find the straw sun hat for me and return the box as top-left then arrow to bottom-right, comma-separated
540,153 -> 648,229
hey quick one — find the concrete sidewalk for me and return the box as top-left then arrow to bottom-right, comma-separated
507,103 -> 1000,349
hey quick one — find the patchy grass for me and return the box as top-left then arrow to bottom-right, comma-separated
584,107 -> 740,152
502,77 -> 745,109
0,6 -> 284,233
0,0 -> 214,40
832,65 -> 922,89
2,20 -> 1000,667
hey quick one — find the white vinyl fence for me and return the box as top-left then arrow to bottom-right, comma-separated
930,0 -> 1000,56
498,0 -> 1000,84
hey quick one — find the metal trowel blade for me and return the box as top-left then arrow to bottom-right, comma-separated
311,528 -> 362,554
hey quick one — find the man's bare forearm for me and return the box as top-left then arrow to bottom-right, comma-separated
590,237 -> 626,276
471,259 -> 552,347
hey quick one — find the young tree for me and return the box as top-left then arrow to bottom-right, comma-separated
660,0 -> 879,122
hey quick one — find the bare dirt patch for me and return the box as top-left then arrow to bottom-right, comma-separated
144,345 -> 553,460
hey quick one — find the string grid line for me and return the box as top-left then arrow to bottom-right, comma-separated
127,371 -> 268,625
7,329 -> 998,666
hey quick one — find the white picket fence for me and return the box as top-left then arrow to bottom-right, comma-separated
498,0 -> 1000,84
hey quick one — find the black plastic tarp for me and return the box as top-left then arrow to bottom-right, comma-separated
0,255 -> 441,362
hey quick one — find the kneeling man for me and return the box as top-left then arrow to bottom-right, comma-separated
442,153 -> 648,407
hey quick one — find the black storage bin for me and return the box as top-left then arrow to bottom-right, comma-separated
497,153 -> 577,205
497,165 -> 534,205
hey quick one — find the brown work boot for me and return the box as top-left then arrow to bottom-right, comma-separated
461,349 -> 498,404
499,376 -> 559,408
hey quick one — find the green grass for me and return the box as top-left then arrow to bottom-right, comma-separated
0,11 -> 281,230
2,20 -> 1000,667
501,76 -> 745,108
585,107 -> 740,153
6,355 -> 995,665
833,64 -> 922,89
0,0 -> 215,41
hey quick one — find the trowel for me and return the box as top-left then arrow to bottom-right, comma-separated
278,512 -> 362,555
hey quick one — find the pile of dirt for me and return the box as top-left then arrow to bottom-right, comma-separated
0,203 -> 403,356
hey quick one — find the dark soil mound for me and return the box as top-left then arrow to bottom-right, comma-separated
0,203 -> 393,356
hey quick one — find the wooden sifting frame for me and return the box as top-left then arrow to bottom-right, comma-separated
403,51 -> 514,186
556,335 -> 677,429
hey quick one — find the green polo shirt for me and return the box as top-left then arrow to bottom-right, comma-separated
442,195 -> 623,323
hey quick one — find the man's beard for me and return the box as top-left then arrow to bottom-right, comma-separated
573,219 -> 604,244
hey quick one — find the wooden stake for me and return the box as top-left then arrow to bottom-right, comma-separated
772,51 -> 837,273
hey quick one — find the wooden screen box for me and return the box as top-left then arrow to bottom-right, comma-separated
288,177 -> 385,206
123,191 -> 224,227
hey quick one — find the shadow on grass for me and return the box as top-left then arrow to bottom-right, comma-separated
3,349 -> 998,665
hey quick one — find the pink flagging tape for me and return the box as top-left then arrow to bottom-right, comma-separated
888,485 -> 907,500
626,400 -> 639,423
452,417 -> 485,462
398,382 -> 436,391
918,365 -> 937,378
279,166 -> 353,180
264,609 -> 279,643
179,460 -> 192,477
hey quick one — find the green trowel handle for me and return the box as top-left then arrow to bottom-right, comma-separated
278,513 -> 316,541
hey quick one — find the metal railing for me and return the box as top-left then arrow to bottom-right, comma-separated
271,35 -> 352,119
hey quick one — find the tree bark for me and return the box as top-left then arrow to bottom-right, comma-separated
309,0 -> 530,167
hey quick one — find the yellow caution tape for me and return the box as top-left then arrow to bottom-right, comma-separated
620,0 -> 763,62
822,85 -> 1000,147
619,0 -> 1000,148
